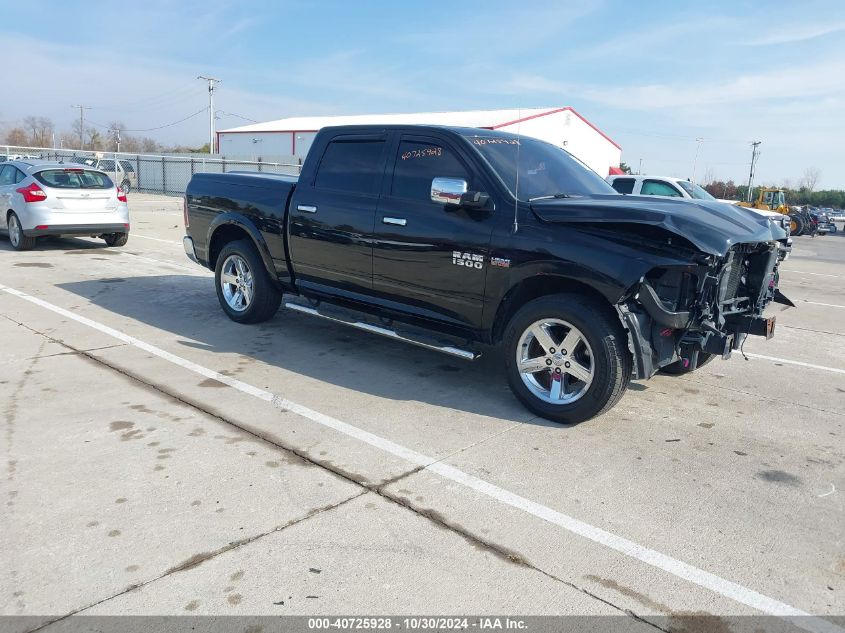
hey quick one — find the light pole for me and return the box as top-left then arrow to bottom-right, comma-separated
197,76 -> 221,154
691,137 -> 704,184
746,141 -> 761,202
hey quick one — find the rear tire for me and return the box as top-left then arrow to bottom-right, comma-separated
660,352 -> 714,375
120,180 -> 131,194
789,214 -> 805,236
503,294 -> 632,424
8,213 -> 36,251
103,233 -> 128,247
215,239 -> 281,324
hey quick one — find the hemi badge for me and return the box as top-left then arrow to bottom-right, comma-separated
491,257 -> 511,268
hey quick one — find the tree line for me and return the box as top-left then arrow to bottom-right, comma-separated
1,116 -> 209,154
702,180 -> 844,209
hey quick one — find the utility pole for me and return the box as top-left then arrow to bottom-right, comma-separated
637,158 -> 643,175
746,141 -> 761,202
197,76 -> 221,154
71,105 -> 92,150
691,137 -> 704,184
109,128 -> 121,153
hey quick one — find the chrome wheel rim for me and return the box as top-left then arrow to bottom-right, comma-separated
220,254 -> 253,313
9,216 -> 21,247
516,318 -> 594,405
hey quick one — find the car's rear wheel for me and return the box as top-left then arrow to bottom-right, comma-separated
120,179 -> 131,194
659,352 -> 714,375
215,239 -> 282,324
103,233 -> 128,247
503,294 -> 631,424
8,213 -> 36,251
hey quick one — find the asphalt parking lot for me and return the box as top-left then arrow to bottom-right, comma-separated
1,194 -> 843,632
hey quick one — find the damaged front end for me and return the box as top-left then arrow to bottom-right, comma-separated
617,241 -> 792,379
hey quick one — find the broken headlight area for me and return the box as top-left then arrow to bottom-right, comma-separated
618,242 -> 784,379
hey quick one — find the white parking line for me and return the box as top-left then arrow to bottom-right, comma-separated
131,234 -> 181,245
121,252 -> 210,276
0,282 -> 839,633
743,352 -> 845,375
800,300 -> 845,309
782,270 -> 843,279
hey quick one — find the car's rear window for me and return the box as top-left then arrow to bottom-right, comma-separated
34,169 -> 113,189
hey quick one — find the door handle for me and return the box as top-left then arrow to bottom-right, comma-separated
297,204 -> 317,213
382,217 -> 407,226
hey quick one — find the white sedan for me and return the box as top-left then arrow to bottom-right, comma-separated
0,160 -> 130,251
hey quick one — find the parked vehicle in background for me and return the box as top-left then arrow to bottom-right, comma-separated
1,154 -> 42,163
183,125 -> 790,424
606,174 -> 792,258
74,156 -> 137,193
0,159 -> 129,251
812,210 -> 833,235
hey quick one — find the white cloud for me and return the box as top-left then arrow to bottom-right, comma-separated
500,58 -> 845,110
743,21 -> 845,46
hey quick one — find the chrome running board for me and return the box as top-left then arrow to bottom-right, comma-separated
284,301 -> 480,361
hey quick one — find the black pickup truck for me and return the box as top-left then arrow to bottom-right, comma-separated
183,125 -> 789,423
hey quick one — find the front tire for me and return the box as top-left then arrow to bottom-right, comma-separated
789,214 -> 805,236
503,294 -> 632,424
214,239 -> 282,324
120,180 -> 131,194
8,213 -> 36,251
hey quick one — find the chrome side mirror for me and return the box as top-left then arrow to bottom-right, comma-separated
431,177 -> 467,206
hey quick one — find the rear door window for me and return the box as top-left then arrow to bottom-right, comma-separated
610,177 -> 635,194
641,180 -> 683,197
120,160 -> 135,173
314,139 -> 386,195
35,169 -> 114,189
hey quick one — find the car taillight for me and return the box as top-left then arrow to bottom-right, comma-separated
16,182 -> 47,203
117,187 -> 128,203
183,196 -> 189,228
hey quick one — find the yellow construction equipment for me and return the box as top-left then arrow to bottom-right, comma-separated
738,188 -> 808,234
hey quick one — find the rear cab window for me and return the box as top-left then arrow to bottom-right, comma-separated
314,139 -> 386,195
610,177 -> 635,194
34,169 -> 114,189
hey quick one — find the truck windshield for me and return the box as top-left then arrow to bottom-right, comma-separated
463,133 -> 616,200
677,180 -> 716,200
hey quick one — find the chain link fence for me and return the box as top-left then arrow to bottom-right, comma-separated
0,145 -> 302,196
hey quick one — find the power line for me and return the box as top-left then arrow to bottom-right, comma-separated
93,83 -> 206,112
88,107 -> 209,133
612,126 -> 751,146
217,110 -> 258,123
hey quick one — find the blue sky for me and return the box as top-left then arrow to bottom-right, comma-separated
2,0 -> 844,187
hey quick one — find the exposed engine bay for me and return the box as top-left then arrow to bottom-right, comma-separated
616,241 -> 792,379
